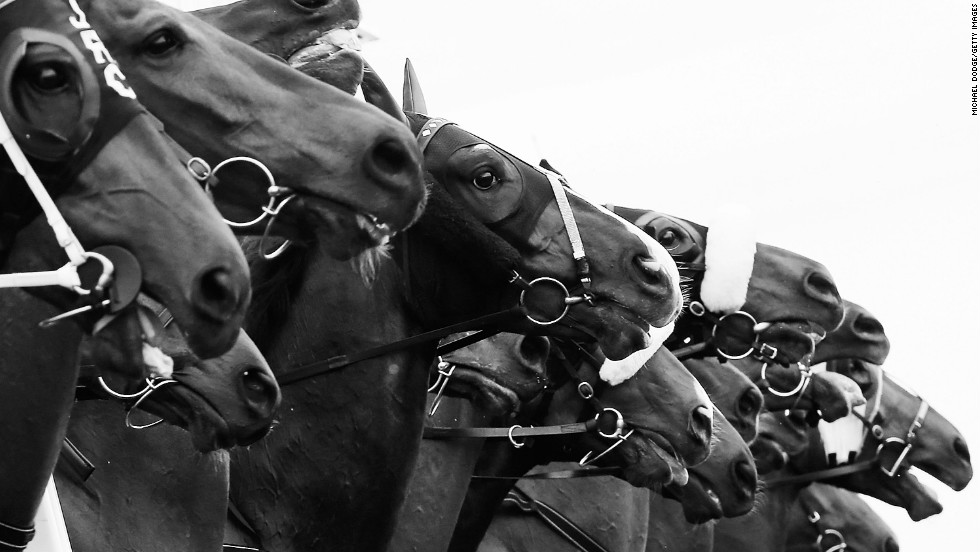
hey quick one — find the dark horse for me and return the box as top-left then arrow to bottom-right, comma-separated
221,72 -> 685,550
0,0 -> 252,547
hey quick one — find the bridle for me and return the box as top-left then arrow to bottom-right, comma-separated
422,339 -> 636,476
273,116 -> 601,386
416,117 -> 597,322
615,209 -> 819,368
769,368 -> 930,486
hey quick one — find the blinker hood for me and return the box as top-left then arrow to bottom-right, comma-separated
408,113 -> 553,248
0,0 -> 147,230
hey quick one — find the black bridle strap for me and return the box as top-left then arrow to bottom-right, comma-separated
276,306 -> 522,386
765,459 -> 879,487
57,438 -> 95,483
471,467 -> 621,480
423,420 -> 597,441
502,487 -> 611,552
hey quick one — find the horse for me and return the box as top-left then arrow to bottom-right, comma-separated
80,0 -> 428,261
471,352 -> 760,552
193,0 -> 364,94
713,362 -> 971,552
603,205 -> 872,424
55,327 -> 280,552
465,297 -> 900,552
785,483 -> 899,552
388,340 -> 720,552
214,58 -> 686,550
0,0 -> 252,546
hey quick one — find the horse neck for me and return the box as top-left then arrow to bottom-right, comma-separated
399,228 -> 512,331
54,401 -> 228,552
388,396 -> 499,552
448,440 -> 542,552
647,492 -> 714,552
713,477 -> 799,552
0,291 -> 81,532
231,239 -> 432,552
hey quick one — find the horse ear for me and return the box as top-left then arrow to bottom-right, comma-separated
360,61 -> 410,128
403,58 -> 428,114
539,159 -> 562,175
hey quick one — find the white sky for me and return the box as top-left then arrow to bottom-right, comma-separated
171,1 -> 979,549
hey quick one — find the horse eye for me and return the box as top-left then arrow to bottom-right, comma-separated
659,229 -> 679,249
27,63 -> 69,93
472,170 -> 499,190
143,29 -> 181,57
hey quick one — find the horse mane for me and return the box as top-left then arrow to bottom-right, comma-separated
240,237 -> 311,352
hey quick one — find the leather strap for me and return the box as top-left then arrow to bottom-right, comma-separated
472,467 -> 621,480
423,420 -> 596,441
276,307 -> 521,386
502,487 -> 610,552
765,459 -> 879,487
58,438 -> 95,483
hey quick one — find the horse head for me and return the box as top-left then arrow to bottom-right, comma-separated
786,484 -> 899,552
401,113 -> 682,360
436,332 -> 549,417
662,405 -> 757,523
683,358 -> 763,443
813,300 -> 891,364
539,346 -> 714,488
79,0 -> 427,260
788,361 -> 969,520
82,323 -> 281,452
657,359 -> 759,522
750,411 -> 812,474
1,0 -> 250,360
609,206 -> 845,362
194,0 -> 363,94
826,360 -> 972,490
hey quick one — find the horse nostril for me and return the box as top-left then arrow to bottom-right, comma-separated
689,405 -> 713,451
363,137 -> 416,189
192,266 -> 244,323
737,387 -> 763,419
953,437 -> 971,463
883,536 -> 900,552
633,255 -> 666,286
852,312 -> 884,339
240,368 -> 280,414
731,459 -> 757,500
517,335 -> 550,370
803,269 -> 842,310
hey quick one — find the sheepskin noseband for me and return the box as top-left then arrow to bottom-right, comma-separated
599,321 -> 674,385
699,208 -> 758,314
816,362 -> 884,465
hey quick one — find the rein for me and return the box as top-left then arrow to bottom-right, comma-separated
500,486 -> 611,552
